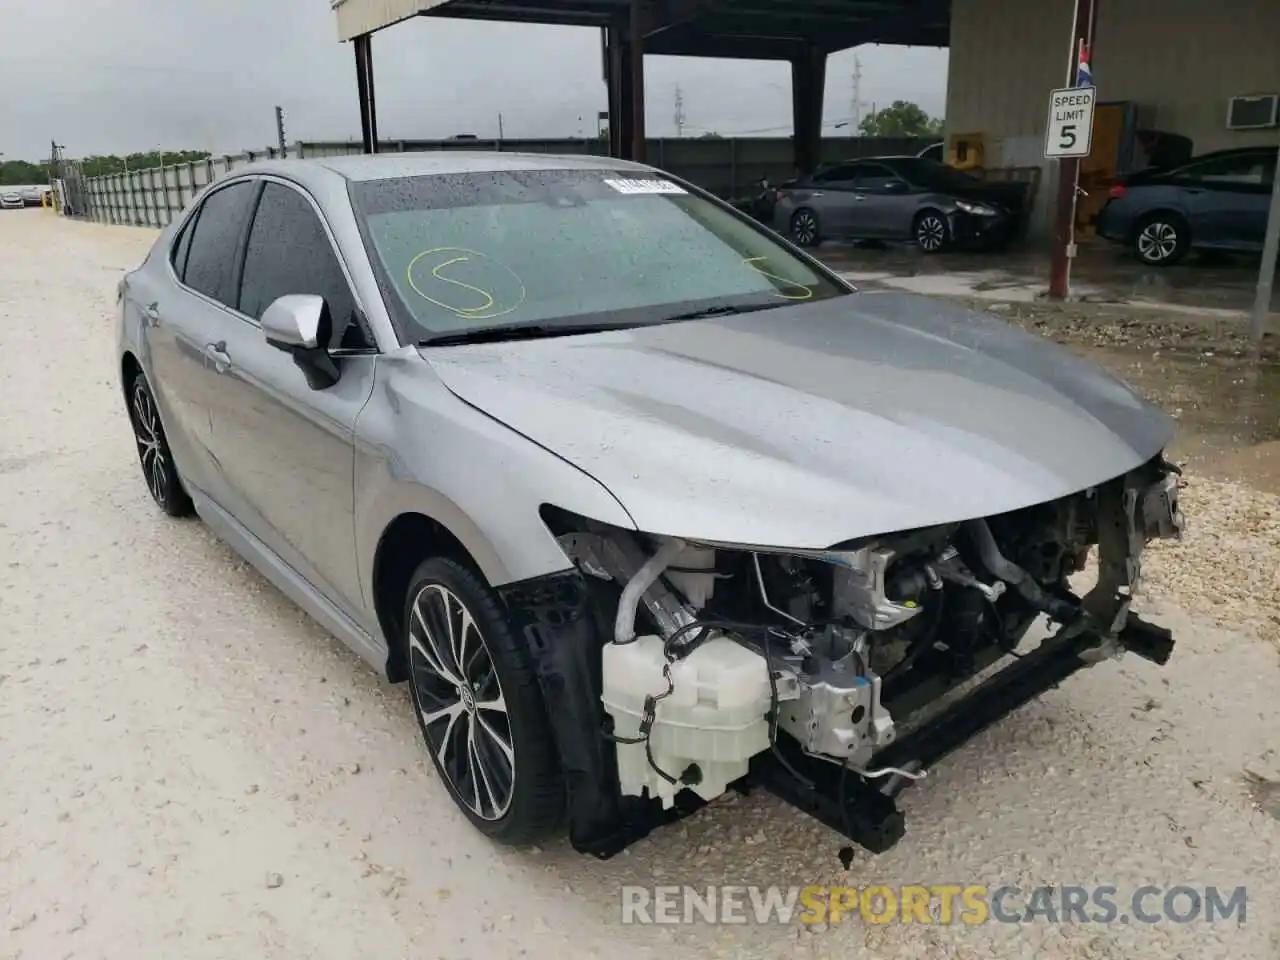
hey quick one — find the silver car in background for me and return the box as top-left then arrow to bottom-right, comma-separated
116,153 -> 1184,858
774,155 -> 1027,252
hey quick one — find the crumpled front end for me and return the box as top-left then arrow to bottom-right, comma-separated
501,454 -> 1185,858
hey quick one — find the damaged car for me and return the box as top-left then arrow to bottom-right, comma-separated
115,153 -> 1184,856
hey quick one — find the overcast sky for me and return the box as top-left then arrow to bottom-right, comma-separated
0,0 -> 948,161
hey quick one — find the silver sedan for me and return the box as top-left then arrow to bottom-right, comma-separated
116,153 -> 1185,857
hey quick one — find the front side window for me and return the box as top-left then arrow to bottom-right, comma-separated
238,182 -> 368,349
182,181 -> 257,307
849,163 -> 906,193
350,169 -> 849,343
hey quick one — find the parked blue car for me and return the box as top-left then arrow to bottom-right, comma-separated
1096,146 -> 1277,265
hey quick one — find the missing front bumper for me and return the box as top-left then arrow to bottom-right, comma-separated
754,610 -> 1174,854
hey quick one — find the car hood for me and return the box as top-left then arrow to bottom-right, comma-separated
420,291 -> 1174,548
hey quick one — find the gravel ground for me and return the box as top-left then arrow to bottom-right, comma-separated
2,211 -> 1278,960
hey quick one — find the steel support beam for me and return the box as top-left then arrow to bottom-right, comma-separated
627,0 -> 647,163
606,25 -> 626,157
353,33 -> 379,154
790,42 -> 826,177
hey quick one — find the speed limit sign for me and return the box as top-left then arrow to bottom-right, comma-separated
1044,85 -> 1096,159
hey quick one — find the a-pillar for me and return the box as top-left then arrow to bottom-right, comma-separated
354,33 -> 379,155
790,43 -> 826,177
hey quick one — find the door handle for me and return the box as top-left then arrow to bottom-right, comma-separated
205,341 -> 231,372
853,193 -> 867,201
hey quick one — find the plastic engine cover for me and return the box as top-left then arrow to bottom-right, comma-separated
601,635 -> 773,807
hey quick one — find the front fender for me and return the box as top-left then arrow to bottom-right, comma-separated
354,351 -> 637,604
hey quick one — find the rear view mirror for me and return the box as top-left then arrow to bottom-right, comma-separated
262,294 -> 340,390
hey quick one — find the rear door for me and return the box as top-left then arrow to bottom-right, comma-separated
1174,151 -> 1275,249
793,163 -> 863,236
202,178 -> 378,617
146,179 -> 258,500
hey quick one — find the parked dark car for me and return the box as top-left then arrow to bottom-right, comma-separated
774,156 -> 1026,252
1096,146 -> 1277,266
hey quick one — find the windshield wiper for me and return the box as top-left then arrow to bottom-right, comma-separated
658,302 -> 783,323
418,320 -> 639,347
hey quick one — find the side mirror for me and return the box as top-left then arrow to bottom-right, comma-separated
884,180 -> 910,193
261,294 -> 340,390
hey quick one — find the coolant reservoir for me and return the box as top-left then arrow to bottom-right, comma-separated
601,634 -> 773,808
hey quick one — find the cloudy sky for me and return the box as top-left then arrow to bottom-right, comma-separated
1,0 -> 948,161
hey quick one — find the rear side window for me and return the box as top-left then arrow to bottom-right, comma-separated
183,181 -> 257,307
170,214 -> 197,280
238,182 -> 366,349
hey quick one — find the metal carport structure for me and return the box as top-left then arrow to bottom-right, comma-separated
330,0 -> 949,175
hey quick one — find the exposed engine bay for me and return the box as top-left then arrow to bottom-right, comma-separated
524,454 -> 1184,856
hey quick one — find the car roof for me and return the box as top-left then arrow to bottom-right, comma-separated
229,151 -> 656,186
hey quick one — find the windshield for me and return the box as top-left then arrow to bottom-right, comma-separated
348,169 -> 849,343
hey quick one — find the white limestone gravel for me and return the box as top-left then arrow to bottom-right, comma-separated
1,211 -> 1278,960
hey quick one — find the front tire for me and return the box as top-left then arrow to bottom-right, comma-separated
913,210 -> 950,253
127,371 -> 194,517
404,557 -> 565,845
1133,213 -> 1189,266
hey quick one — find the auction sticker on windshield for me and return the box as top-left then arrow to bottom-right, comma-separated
603,178 -> 688,195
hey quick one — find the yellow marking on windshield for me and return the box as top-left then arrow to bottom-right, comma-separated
406,247 -> 527,321
743,257 -> 814,300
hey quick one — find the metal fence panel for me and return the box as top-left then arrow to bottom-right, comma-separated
72,136 -> 932,225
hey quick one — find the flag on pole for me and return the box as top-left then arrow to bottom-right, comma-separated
1076,40 -> 1093,87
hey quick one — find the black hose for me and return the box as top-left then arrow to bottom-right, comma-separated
963,520 -> 1079,623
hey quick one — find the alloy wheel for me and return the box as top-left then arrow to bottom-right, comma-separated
1137,221 -> 1179,263
916,214 -> 947,252
131,379 -> 168,505
408,583 -> 515,821
791,211 -> 818,246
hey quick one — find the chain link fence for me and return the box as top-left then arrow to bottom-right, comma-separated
68,136 -> 932,227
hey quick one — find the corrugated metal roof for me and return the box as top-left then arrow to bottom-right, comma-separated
330,0 -> 949,51
332,0 -> 454,42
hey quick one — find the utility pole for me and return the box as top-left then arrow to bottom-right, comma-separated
1250,141 -> 1280,341
274,105 -> 287,155
851,56 -> 864,134
498,112 -> 505,141
673,84 -> 686,137
1048,0 -> 1097,300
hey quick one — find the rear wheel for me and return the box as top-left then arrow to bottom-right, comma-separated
1133,213 -> 1189,266
913,210 -> 950,253
789,208 -> 821,247
127,371 -> 193,517
404,557 -> 565,845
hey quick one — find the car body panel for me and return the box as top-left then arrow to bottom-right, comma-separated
773,156 -> 1021,247
1097,146 -> 1276,253
350,348 -> 638,598
117,152 -> 1172,683
423,289 -> 1173,549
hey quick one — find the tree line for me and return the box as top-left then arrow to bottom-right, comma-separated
0,150 -> 211,186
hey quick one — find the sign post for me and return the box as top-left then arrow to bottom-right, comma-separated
1047,0 -> 1097,301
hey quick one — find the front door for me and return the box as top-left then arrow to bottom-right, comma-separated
202,179 -> 378,620
1179,150 -> 1277,250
